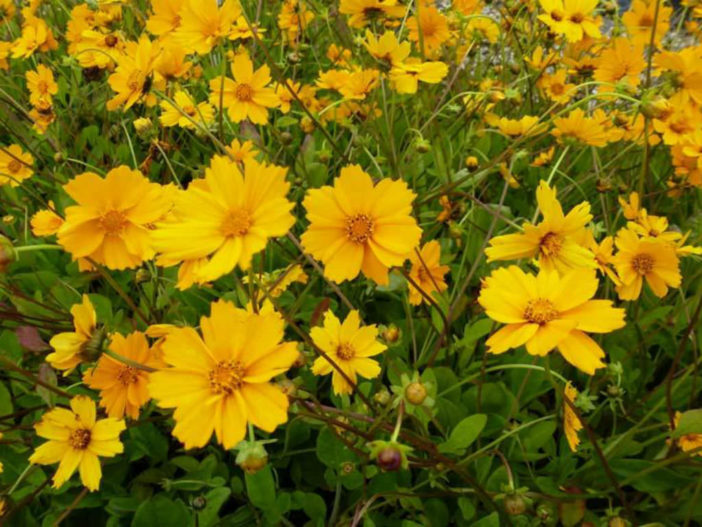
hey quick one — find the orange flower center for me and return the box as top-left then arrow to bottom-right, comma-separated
220,209 -> 252,237
570,12 -> 584,23
68,428 -> 92,450
209,360 -> 245,395
37,80 -> 49,93
345,214 -> 374,244
631,253 -> 654,275
639,14 -> 653,27
183,105 -> 197,116
524,298 -> 558,325
117,365 -> 139,385
235,83 -> 254,102
7,159 -> 21,173
550,83 -> 565,95
104,35 -> 118,47
550,10 -> 564,22
539,232 -> 564,256
336,342 -> 355,360
100,210 -> 128,235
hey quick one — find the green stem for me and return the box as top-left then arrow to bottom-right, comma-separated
13,244 -> 63,253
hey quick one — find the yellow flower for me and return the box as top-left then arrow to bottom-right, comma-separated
84,332 -> 163,420
486,181 -> 596,273
31,201 -> 64,236
149,300 -> 298,448
339,0 -> 405,28
153,156 -> 294,284
209,52 -> 278,124
564,382 -> 582,451
74,30 -> 126,69
485,114 -> 548,137
0,144 -> 34,187
57,166 -> 171,270
145,0 -> 185,39
407,241 -> 450,306
623,0 -> 672,46
466,17 -> 500,43
311,310 -> 386,395
47,295 -> 97,374
618,192 -> 641,221
612,228 -> 681,300
242,263 -> 308,298
552,108 -> 611,147
407,3 -> 451,55
26,64 -> 58,108
160,89 -> 214,129
389,59 -> 448,94
278,0 -> 314,46
106,36 -> 159,111
338,68 -> 380,100
364,30 -> 411,67
537,69 -> 576,105
673,411 -> 702,456
12,15 -> 58,58
154,41 -> 192,80
301,165 -> 422,285
594,38 -> 645,92
538,0 -> 601,42
175,0 -> 240,54
478,266 -> 625,375
226,138 -> 259,163
29,395 -> 125,491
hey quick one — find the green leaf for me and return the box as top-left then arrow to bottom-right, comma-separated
672,409 -> 702,437
438,414 -> 486,454
303,493 -> 327,526
472,512 -> 499,527
195,487 -> 232,527
0,381 -> 13,416
131,495 -> 190,527
316,427 -> 355,468
245,465 -> 276,511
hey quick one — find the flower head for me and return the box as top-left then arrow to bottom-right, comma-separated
47,295 -> 98,374
0,144 -> 34,187
407,241 -> 450,305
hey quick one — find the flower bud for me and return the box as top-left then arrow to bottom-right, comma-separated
404,381 -> 427,406
0,236 -> 17,272
191,496 -> 207,510
377,446 -> 403,471
382,325 -> 399,344
235,440 -> 269,475
503,494 -> 526,515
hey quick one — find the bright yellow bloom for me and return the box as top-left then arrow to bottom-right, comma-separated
57,166 -> 171,270
552,108 -> 611,147
47,295 -> 96,374
175,0 -> 241,54
160,90 -> 214,129
74,30 -> 126,69
145,0 -> 185,38
106,36 -> 159,111
537,69 -> 576,104
485,114 -> 548,137
338,68 -> 380,100
564,382 -> 582,451
31,202 -> 64,236
618,192 -> 641,221
209,52 -> 278,124
612,228 -> 681,300
339,0 -> 405,28
479,266 -> 626,375
674,411 -> 702,456
486,181 -> 596,273
538,0 -> 601,42
594,38 -> 645,92
407,241 -> 450,305
149,300 -> 298,448
311,310 -> 386,395
226,138 -> 259,163
365,30 -> 411,67
29,396 -> 125,491
301,165 -> 422,285
407,4 -> 451,55
623,0 -> 672,46
12,15 -> 58,58
466,17 -> 500,43
0,144 -> 34,187
84,332 -> 163,419
26,64 -> 58,108
153,156 -> 294,284
154,41 -> 192,80
278,0 -> 314,46
389,59 -> 448,94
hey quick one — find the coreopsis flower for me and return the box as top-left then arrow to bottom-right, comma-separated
160,90 -> 214,129
612,228 -> 681,300
0,0 -> 16,23
226,138 -> 259,163
106,36 -> 159,111
486,181 -> 596,273
26,65 -> 58,107
153,156 -> 294,284
175,0 -> 240,54
57,166 -> 171,270
0,144 -> 34,187
338,69 -> 380,100
209,52 -> 278,124
622,0 -> 672,46
532,146 -> 555,167
552,108 -> 611,147
145,0 -> 185,39
84,332 -> 163,419
47,295 -> 97,374
619,192 -> 641,221
673,411 -> 702,456
278,0 -> 314,46
31,201 -> 64,236
594,38 -> 645,92
466,17 -> 500,44
327,43 -> 352,66
29,396 -> 125,491
154,41 -> 192,80
407,2 -> 451,56
478,266 -> 626,375
407,241 -> 450,306
563,382 -> 582,452
485,114 -> 548,137
0,41 -> 11,70
148,300 -> 299,448
365,30 -> 411,67
537,70 -> 576,104
538,0 -> 601,42
12,15 -> 58,58
339,0 -> 405,28
389,59 -> 448,94
311,310 -> 386,395
301,165 -> 422,285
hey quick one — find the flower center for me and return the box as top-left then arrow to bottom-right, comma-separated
100,210 -> 128,235
7,159 -> 21,173
524,298 -> 558,325
631,253 -> 654,275
117,365 -> 139,385
235,83 -> 254,102
550,10 -> 564,22
639,14 -> 653,27
539,232 -> 564,256
336,342 -> 355,360
570,12 -> 584,23
104,34 -> 118,47
37,80 -> 48,93
209,360 -> 245,395
220,209 -> 252,237
551,83 -> 564,95
183,104 -> 197,116
68,428 -> 92,450
345,214 -> 374,244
